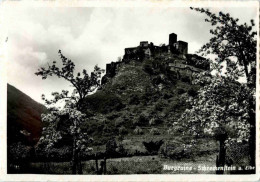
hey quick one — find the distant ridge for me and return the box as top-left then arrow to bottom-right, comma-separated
7,84 -> 47,145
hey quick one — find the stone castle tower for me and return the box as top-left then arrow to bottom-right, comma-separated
168,33 -> 188,55
169,33 -> 177,46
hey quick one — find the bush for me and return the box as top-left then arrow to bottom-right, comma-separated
149,118 -> 156,126
150,128 -> 160,135
169,70 -> 179,80
143,140 -> 164,154
188,88 -> 198,97
163,92 -> 173,99
149,118 -> 160,126
106,112 -> 120,120
226,142 -> 250,167
119,126 -> 128,135
83,91 -> 125,114
181,76 -> 191,83
115,117 -> 124,127
133,113 -> 149,126
134,126 -> 144,135
159,142 -> 195,160
149,117 -> 163,126
116,143 -> 128,156
129,94 -> 140,105
154,100 -> 165,111
9,142 -> 32,162
106,138 -> 118,157
152,76 -> 162,85
177,88 -> 185,95
143,60 -> 154,75
34,144 -> 72,162
103,124 -> 112,133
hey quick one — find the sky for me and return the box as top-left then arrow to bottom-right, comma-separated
4,5 -> 258,103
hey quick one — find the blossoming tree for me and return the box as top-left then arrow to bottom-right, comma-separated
35,50 -> 104,174
190,7 -> 256,168
173,71 -> 252,172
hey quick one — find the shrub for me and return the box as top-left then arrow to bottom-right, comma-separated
181,76 -> 191,83
149,118 -> 156,126
169,70 -> 179,80
106,112 -> 120,120
143,61 -> 154,75
177,88 -> 185,95
155,100 -> 165,111
115,117 -> 124,127
119,126 -> 128,135
9,142 -> 32,162
133,113 -> 149,126
150,128 -> 160,135
159,142 -> 195,160
103,124 -> 111,133
83,91 -> 125,114
149,117 -> 163,126
163,92 -> 173,99
105,138 -> 118,157
129,94 -> 140,105
188,88 -> 198,97
152,76 -> 162,85
143,140 -> 164,154
116,143 -> 128,156
134,126 -> 144,135
34,144 -> 73,162
226,142 -> 250,167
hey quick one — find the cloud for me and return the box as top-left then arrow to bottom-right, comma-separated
5,6 -> 257,103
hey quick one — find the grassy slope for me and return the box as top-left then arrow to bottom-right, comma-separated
82,55 -> 206,152
29,154 -> 217,174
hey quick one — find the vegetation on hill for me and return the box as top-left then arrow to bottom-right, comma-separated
7,7 -> 256,175
7,84 -> 47,173
7,84 -> 47,145
81,53 -> 200,151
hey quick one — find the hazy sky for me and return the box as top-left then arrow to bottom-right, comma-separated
4,5 -> 258,103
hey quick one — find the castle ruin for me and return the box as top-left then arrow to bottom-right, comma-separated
102,33 -> 209,83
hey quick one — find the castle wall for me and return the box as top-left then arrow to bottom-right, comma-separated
177,41 -> 188,55
105,33 -> 208,82
106,61 -> 124,78
106,63 -> 111,75
169,60 -> 204,80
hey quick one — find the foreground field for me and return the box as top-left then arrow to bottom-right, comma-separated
28,154 -> 217,174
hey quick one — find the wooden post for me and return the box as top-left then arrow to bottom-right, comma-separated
95,154 -> 99,174
104,157 -> 107,174
100,161 -> 104,175
216,137 -> 226,174
72,137 -> 77,174
78,152 -> 83,174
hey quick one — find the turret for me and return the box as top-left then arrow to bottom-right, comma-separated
169,33 -> 177,46
140,41 -> 148,47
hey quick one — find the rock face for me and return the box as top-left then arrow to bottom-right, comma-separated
7,84 -> 47,145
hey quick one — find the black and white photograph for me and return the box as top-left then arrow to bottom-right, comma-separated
1,0 -> 259,180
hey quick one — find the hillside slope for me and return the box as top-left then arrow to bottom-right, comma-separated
7,84 -> 47,145
82,54 -> 200,147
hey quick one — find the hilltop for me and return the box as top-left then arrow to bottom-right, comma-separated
26,33 -> 213,160
81,33 -> 210,152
